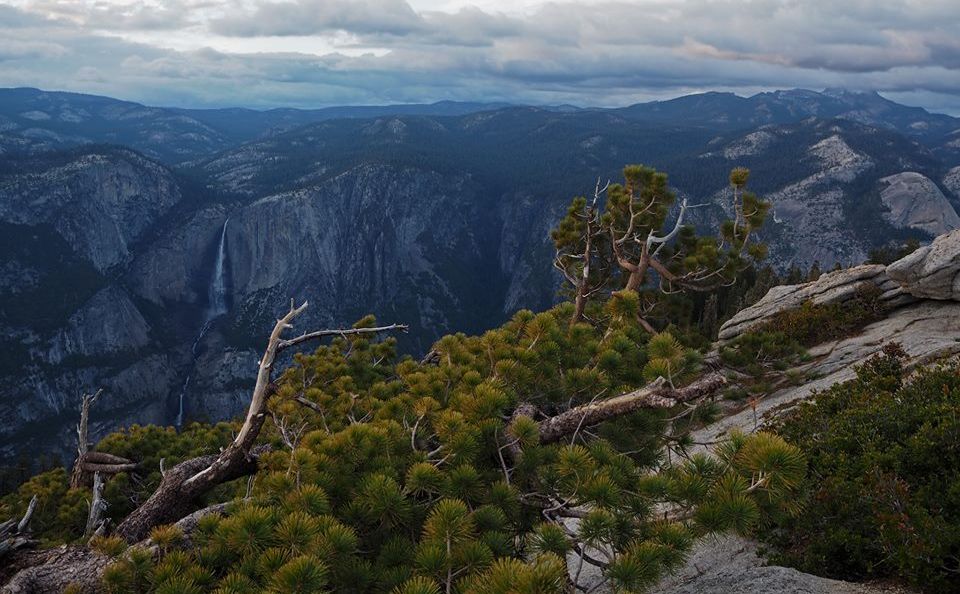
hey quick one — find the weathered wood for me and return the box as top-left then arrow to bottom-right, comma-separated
1,545 -> 111,594
84,473 -> 107,538
115,302 -> 408,543
70,389 -> 103,489
277,323 -> 408,352
0,495 -> 38,562
524,372 -> 727,444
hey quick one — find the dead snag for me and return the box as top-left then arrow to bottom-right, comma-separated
114,301 -> 407,543
70,389 -> 137,489
0,495 -> 38,561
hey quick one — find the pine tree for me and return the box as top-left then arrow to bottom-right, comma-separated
552,165 -> 770,332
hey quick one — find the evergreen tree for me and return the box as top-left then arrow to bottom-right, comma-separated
552,165 -> 770,332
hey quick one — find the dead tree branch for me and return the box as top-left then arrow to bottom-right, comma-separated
515,373 -> 726,445
83,473 -> 107,539
0,495 -> 38,560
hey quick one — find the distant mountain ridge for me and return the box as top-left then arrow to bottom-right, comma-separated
1,86 -> 957,163
0,87 -> 515,162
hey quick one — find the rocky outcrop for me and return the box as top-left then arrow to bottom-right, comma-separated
945,165 -> 960,197
720,227 -> 960,342
878,172 -> 960,236
718,265 -> 911,342
650,535 -> 909,594
707,300 -> 960,451
887,229 -> 960,301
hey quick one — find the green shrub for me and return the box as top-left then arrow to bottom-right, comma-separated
767,346 -> 960,592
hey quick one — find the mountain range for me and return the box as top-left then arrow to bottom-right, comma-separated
1,86 -> 958,465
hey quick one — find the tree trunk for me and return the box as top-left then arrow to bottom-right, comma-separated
70,390 -> 102,489
624,246 -> 650,292
84,473 -> 106,538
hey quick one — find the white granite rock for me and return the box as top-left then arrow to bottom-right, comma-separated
887,228 -> 960,301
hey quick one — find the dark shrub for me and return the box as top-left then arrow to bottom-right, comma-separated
767,346 -> 960,592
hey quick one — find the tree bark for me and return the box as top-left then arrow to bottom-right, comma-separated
570,208 -> 595,327
2,504 -> 232,593
624,245 -> 650,292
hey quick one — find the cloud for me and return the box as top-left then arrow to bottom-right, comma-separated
211,0 -> 424,37
18,0 -> 195,30
1,0 -> 958,114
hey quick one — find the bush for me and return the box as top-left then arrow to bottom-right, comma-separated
766,346 -> 960,592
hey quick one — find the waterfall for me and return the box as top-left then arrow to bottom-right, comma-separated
208,218 -> 229,319
176,218 -> 230,428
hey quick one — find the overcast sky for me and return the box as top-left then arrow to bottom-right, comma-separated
1,0 -> 959,113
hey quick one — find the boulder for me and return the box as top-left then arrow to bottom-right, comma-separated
887,228 -> 960,301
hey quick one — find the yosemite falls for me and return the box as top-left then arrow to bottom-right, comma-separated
176,218 -> 230,427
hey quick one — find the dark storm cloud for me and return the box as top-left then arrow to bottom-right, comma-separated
1,0 -> 959,113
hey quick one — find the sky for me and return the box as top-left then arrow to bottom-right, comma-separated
1,0 -> 959,113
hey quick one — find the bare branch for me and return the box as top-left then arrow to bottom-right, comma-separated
70,388 -> 104,489
524,373 -> 727,444
115,301 -> 406,543
646,197 -> 688,253
277,323 -> 408,353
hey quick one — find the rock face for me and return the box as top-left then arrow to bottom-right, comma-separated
0,149 -> 186,463
707,300 -> 960,452
45,286 -> 151,365
0,149 -> 181,271
945,166 -> 960,197
878,172 -> 960,236
887,229 -> 960,301
720,227 -> 960,342
710,226 -> 960,458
